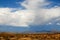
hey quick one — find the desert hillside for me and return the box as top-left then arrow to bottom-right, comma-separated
0,32 -> 60,40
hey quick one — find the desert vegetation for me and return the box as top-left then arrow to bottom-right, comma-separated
0,32 -> 60,40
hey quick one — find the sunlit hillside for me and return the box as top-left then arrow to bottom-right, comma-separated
0,32 -> 60,40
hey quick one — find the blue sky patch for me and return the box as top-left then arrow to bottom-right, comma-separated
0,0 -> 25,8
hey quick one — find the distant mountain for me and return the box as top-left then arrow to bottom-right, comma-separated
0,24 -> 60,33
0,25 -> 29,33
28,25 -> 60,33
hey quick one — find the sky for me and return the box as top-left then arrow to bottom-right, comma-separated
0,0 -> 60,32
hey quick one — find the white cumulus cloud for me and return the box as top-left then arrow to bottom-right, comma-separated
0,0 -> 60,27
0,8 -> 35,27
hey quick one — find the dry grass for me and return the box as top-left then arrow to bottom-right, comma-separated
0,32 -> 60,40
